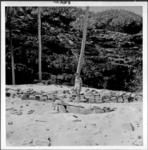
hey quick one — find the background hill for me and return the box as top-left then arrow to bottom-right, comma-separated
6,7 -> 142,92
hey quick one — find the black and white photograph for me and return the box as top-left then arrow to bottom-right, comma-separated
1,1 -> 148,149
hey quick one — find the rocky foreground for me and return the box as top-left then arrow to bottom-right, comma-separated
6,84 -> 143,146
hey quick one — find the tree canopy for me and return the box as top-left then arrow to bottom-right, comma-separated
6,7 -> 142,92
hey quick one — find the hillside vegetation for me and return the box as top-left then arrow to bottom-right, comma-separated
6,7 -> 142,92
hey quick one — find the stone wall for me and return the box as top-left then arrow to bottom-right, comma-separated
6,87 -> 142,103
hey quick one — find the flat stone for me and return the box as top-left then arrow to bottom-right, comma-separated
93,106 -> 104,113
79,108 -> 93,114
73,119 -> 82,122
110,96 -> 118,102
27,110 -> 35,114
8,121 -> 13,125
66,105 -> 84,114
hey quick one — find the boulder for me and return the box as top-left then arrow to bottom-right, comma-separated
102,95 -> 110,103
40,95 -> 48,101
92,106 -> 104,113
29,95 -> 36,100
35,95 -> 41,100
58,105 -> 67,113
110,96 -> 118,102
85,94 -> 95,103
6,89 -> 16,98
21,94 -> 30,100
94,94 -> 102,103
117,96 -> 124,103
6,92 -> 11,97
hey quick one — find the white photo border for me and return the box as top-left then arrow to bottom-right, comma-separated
1,1 -> 147,150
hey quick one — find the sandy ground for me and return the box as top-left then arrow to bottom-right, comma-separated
6,85 -> 143,146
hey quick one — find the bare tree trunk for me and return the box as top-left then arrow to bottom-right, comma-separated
38,7 -> 42,81
10,20 -> 15,85
74,7 -> 89,102
76,7 -> 89,75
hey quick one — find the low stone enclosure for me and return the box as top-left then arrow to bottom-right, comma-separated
6,87 -> 142,103
6,87 -> 142,114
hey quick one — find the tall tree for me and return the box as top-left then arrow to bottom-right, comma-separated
76,7 -> 89,75
38,7 -> 42,81
6,7 -> 16,85
74,7 -> 89,102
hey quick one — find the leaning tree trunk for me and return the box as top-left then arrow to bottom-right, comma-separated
38,7 -> 42,81
74,7 -> 89,102
76,7 -> 89,75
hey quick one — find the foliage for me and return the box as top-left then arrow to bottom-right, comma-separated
6,7 -> 142,92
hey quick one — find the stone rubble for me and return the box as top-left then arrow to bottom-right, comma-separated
6,87 -> 142,103
5,87 -> 142,114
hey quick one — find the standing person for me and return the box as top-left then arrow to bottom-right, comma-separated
74,73 -> 82,102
